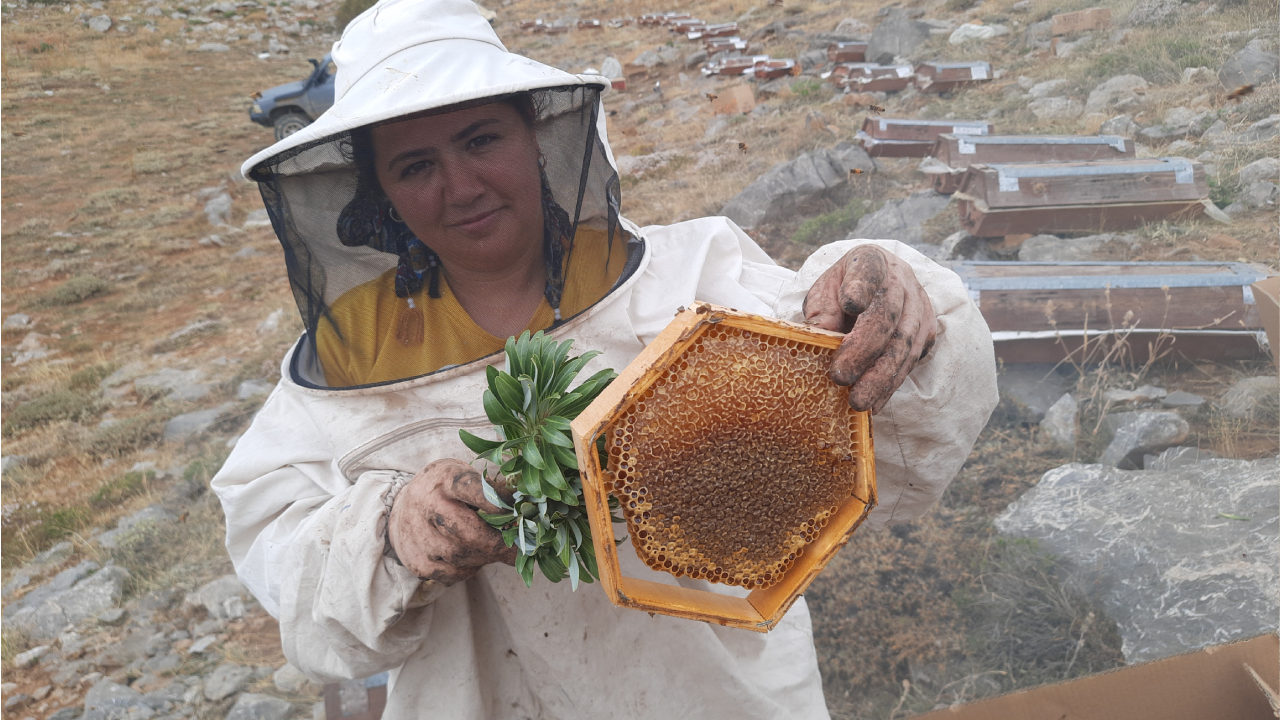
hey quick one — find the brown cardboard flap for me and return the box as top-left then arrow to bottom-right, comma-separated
911,634 -> 1279,720
1250,275 -> 1280,369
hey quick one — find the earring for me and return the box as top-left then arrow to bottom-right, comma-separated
388,205 -> 405,224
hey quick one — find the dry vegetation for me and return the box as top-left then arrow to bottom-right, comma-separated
1,0 -> 1277,716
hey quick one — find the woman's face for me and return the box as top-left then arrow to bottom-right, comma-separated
371,101 -> 543,276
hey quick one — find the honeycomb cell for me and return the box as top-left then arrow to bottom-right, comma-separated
605,326 -> 862,589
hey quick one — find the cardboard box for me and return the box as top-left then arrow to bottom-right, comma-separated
1252,275 -> 1280,368
913,634 -> 1278,720
1051,7 -> 1112,36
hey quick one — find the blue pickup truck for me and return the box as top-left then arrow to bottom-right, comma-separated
249,55 -> 336,141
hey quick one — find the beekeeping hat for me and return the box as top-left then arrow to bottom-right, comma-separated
241,0 -> 629,389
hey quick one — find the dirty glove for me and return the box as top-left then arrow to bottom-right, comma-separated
388,458 -> 516,586
801,244 -> 938,414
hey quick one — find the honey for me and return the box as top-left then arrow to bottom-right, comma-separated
605,326 -> 861,588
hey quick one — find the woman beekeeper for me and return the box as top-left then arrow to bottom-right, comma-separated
213,0 -> 998,716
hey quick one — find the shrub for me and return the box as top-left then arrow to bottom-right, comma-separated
792,198 -> 874,246
2,389 -> 102,437
90,471 -> 152,508
39,276 -> 112,306
88,411 -> 166,457
67,363 -> 115,391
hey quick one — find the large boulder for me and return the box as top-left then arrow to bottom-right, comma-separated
1028,96 -> 1084,120
850,190 -> 950,245
226,693 -> 292,720
1238,157 -> 1280,186
996,457 -> 1279,662
1126,0 -> 1180,25
3,563 -> 128,641
867,9 -> 929,64
1218,40 -> 1279,89
1040,394 -> 1079,450
719,143 -> 874,229
1084,75 -> 1148,116
1017,233 -> 1138,261
81,679 -> 155,720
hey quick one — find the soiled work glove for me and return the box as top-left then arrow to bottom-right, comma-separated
801,244 -> 937,414
388,458 -> 516,585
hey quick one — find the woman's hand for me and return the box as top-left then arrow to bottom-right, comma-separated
388,458 -> 516,585
802,244 -> 937,414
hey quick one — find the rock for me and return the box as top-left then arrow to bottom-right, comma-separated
1127,0 -> 1181,25
867,9 -> 929,64
798,48 -> 827,70
1098,114 -> 1137,137
1040,393 -> 1079,450
267,38 -> 290,55
96,506 -> 176,549
1181,66 -> 1215,84
1216,376 -> 1279,418
163,403 -> 235,441
48,708 -> 82,720
1103,385 -> 1167,404
1099,411 -> 1190,468
15,645 -> 52,668
1162,390 -> 1205,408
999,364 -> 1073,420
272,663 -> 314,694
188,635 -> 218,654
599,57 -> 623,80
949,22 -> 1009,44
1084,75 -> 1148,116
98,607 -> 128,625
242,209 -> 272,229
2,572 -> 31,598
203,663 -> 253,701
756,76 -> 797,98
88,14 -> 112,31
1162,106 -> 1203,128
204,192 -> 233,226
1017,232 -> 1137,261
227,693 -> 292,720
684,49 -> 708,69
4,694 -> 29,712
1054,33 -> 1092,58
1,455 -> 25,475
256,308 -> 284,335
834,18 -> 871,36
995,457 -> 1278,662
1023,20 -> 1052,50
4,313 -> 32,329
850,190 -> 950,246
1218,44 -> 1279,89
615,151 -> 679,178
938,230 -> 981,259
135,368 -> 210,402
3,564 -> 128,641
1027,79 -> 1069,99
237,379 -> 273,400
719,143 -> 874,229
1240,181 -> 1279,208
1143,445 -> 1218,470
1028,96 -> 1084,120
81,679 -> 155,720
1238,157 -> 1280,186
198,42 -> 230,52
28,541 -> 74,570
185,574 -> 250,620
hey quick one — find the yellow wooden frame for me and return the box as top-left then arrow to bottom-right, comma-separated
571,303 -> 877,632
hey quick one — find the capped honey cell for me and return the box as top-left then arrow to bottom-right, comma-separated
606,326 -> 862,588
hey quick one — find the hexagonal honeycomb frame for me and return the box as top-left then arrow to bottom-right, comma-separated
571,302 -> 876,632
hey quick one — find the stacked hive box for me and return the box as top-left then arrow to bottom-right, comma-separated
924,134 -> 1136,193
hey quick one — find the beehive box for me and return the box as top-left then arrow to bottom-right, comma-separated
914,61 -> 993,93
831,63 -> 914,92
1051,7 -> 1111,35
702,55 -> 772,77
925,134 -> 1135,193
691,22 -> 738,40
857,117 -> 992,158
956,158 -> 1210,236
752,59 -> 799,80
571,303 -> 877,631
827,41 -> 868,63
704,36 -> 748,53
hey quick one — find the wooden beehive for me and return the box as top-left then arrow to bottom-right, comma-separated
1051,7 -> 1111,35
857,117 -> 992,158
956,158 -> 1210,236
953,261 -> 1272,364
827,41 -> 868,63
751,58 -> 799,80
692,22 -> 739,40
925,134 -> 1135,193
571,303 -> 877,632
914,61 -> 993,93
705,36 -> 748,53
832,63 -> 914,92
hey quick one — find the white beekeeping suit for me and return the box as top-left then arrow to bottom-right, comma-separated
213,0 -> 999,717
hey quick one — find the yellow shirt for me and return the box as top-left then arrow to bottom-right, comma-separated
317,228 -> 628,387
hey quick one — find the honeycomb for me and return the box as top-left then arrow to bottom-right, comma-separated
605,325 -> 862,589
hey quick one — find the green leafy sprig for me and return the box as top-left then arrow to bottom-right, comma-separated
459,330 -> 622,589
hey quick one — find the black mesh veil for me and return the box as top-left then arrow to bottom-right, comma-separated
246,86 -> 633,389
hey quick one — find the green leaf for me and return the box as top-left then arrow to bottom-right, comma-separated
519,376 -> 536,414
542,415 -> 572,432
549,443 -> 579,470
459,429 -> 503,455
540,424 -> 575,448
477,510 -> 515,526
479,476 -> 512,510
568,549 -> 581,590
492,372 -> 525,414
522,438 -> 546,469
482,391 -> 517,426
516,553 -> 535,587
537,554 -> 566,583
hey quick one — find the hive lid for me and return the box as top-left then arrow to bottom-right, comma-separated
571,303 -> 877,632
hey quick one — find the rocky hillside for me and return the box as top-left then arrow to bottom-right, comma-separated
1,0 -> 1276,718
